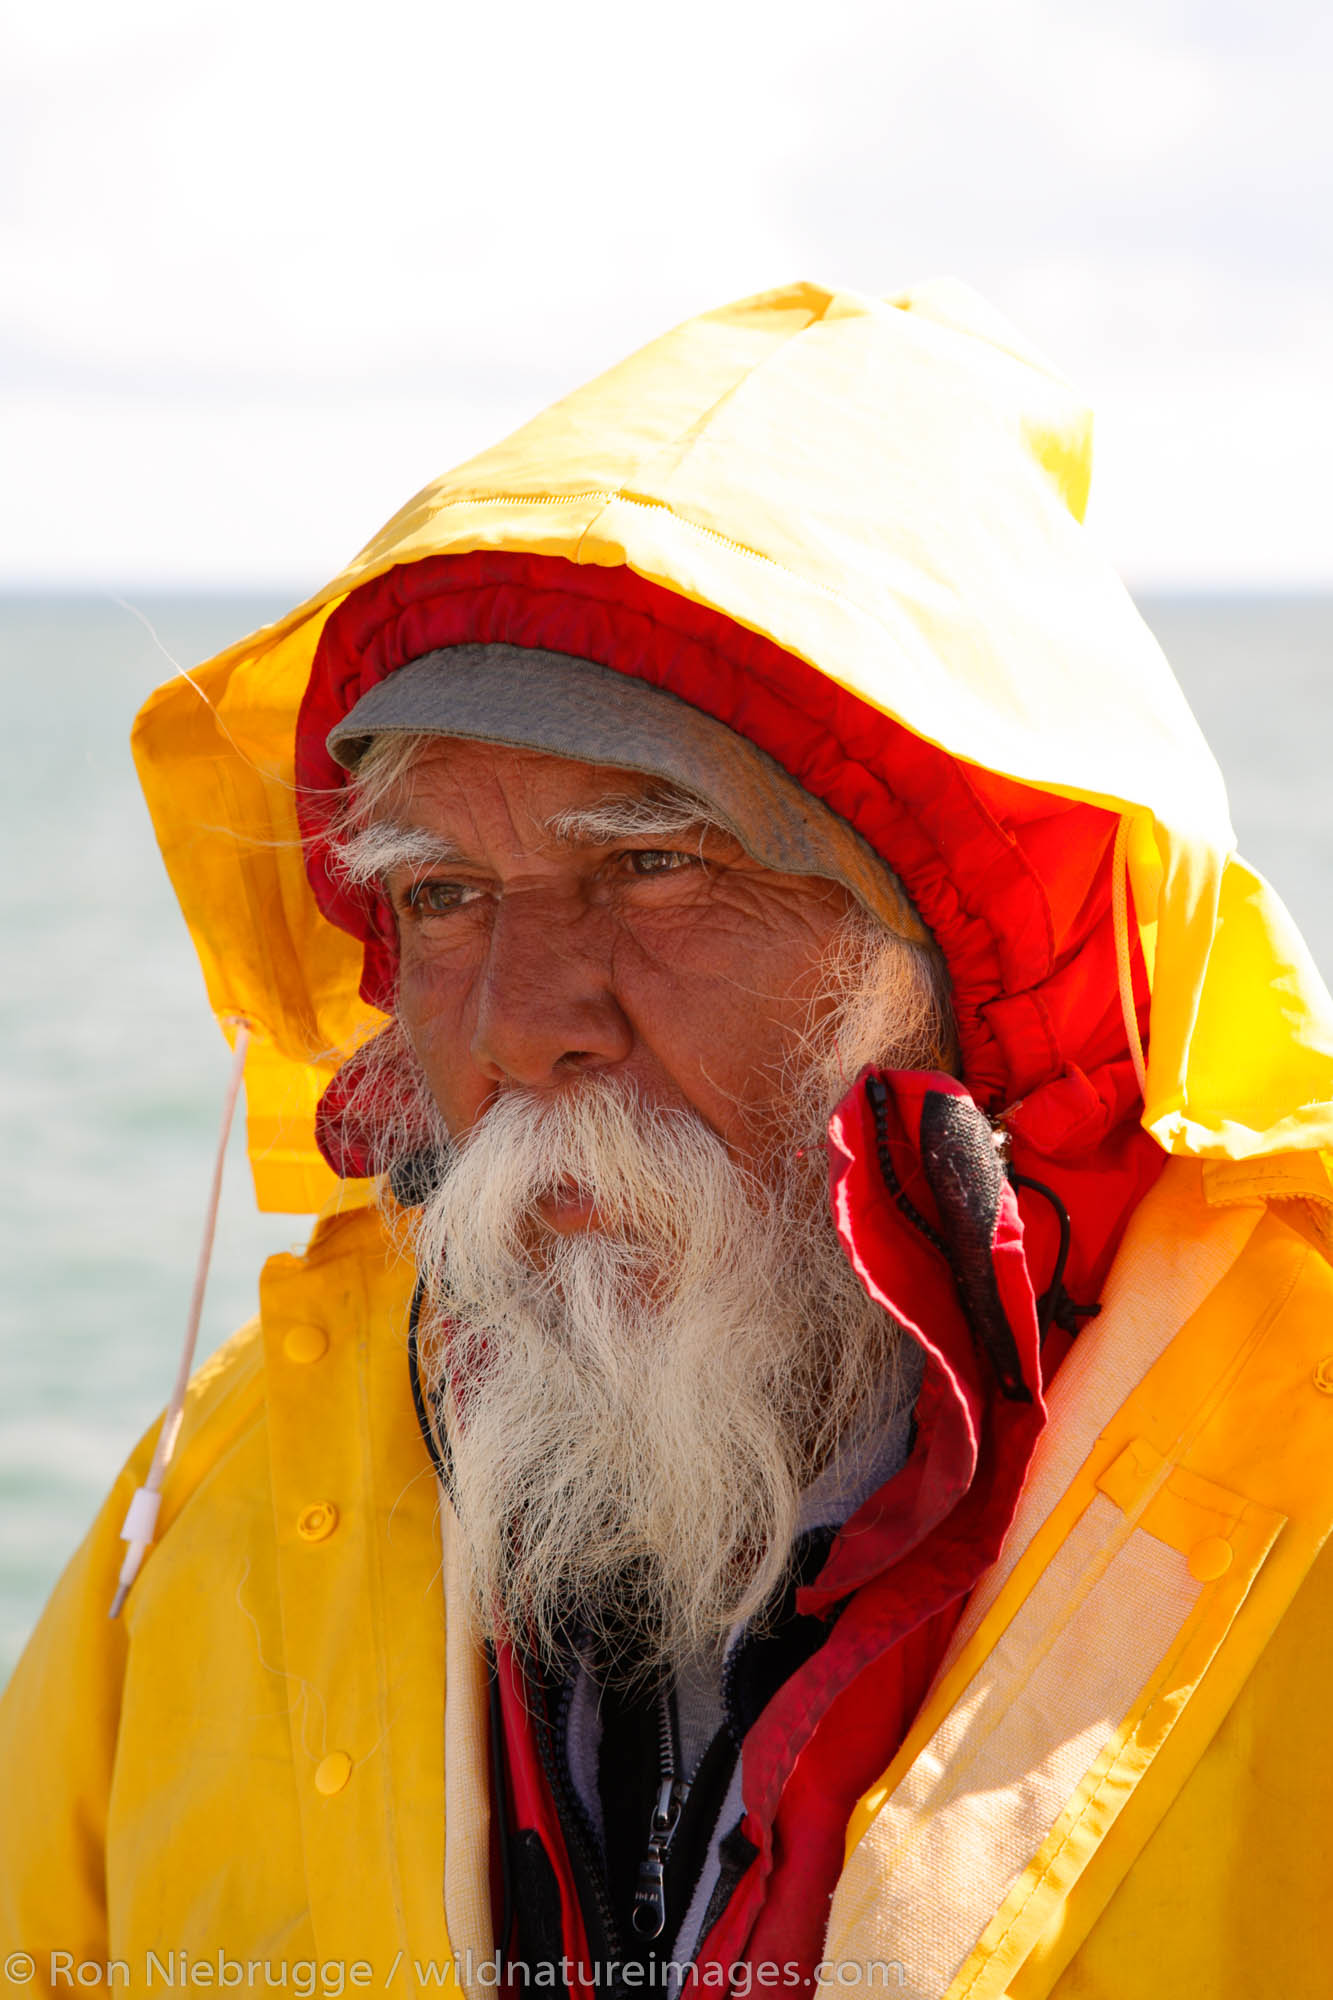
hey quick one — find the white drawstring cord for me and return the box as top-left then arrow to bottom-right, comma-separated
1111,817 -> 1149,1103
109,1022 -> 252,1618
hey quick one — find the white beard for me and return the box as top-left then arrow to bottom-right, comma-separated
413,1072 -> 906,1678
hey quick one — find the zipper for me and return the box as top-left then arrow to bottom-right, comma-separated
531,1668 -> 624,1963
631,1683 -> 691,1940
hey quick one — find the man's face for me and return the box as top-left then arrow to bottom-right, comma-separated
348,733 -> 938,1669
378,737 -> 860,1204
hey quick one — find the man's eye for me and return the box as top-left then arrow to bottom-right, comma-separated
626,849 -> 699,878
404,879 -> 481,916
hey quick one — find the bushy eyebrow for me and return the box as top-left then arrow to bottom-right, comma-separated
333,821 -> 465,890
333,786 -> 730,890
545,787 -> 728,846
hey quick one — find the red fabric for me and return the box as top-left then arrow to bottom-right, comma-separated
492,1644 -> 596,1995
295,548 -> 1167,1985
698,1607 -> 963,1986
312,1024 -> 435,1181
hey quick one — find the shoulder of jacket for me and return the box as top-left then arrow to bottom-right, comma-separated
257,1195 -> 408,1310
146,1203 -> 405,1532
1202,1151 -> 1333,1268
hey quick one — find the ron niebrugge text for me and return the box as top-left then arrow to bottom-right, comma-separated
8,1952 -> 907,1993
5,1952 -> 908,1984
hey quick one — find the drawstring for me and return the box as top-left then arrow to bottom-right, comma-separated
1112,815 -> 1149,1102
110,1021 -> 252,1618
1007,1167 -> 1102,1345
407,1277 -> 454,1491
488,1650 -> 516,1981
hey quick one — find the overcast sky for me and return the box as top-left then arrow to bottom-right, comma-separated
4,0 -> 1330,591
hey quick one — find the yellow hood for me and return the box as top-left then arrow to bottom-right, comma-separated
131,278 -> 1333,1213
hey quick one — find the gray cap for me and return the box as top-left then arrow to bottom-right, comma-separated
327,643 -> 930,944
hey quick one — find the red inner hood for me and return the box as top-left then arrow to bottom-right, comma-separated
296,549 -> 1163,1311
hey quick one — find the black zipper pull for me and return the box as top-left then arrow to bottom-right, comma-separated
631,1682 -> 690,1941
632,1776 -> 687,1939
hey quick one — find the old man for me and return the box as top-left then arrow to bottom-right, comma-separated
3,279 -> 1332,2000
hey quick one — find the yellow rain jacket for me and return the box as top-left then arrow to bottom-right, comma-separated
3,280 -> 1333,2000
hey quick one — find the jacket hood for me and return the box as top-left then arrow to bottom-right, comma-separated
133,277 -> 1333,1225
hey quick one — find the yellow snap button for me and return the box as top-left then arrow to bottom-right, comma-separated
1188,1536 -> 1233,1582
314,1751 -> 352,1796
284,1324 -> 328,1364
297,1501 -> 339,1542
1313,1356 -> 1333,1395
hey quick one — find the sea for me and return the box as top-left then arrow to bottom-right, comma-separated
1,593 -> 1330,1679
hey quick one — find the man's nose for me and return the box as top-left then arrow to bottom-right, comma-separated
469,896 -> 633,1088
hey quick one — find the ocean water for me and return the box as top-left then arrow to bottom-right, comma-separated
1,592 -> 1330,1679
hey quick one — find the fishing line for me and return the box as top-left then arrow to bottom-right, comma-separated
109,1020 -> 252,1617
